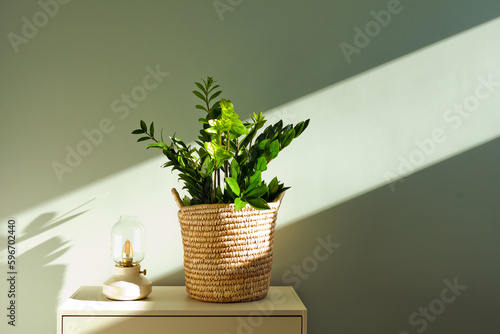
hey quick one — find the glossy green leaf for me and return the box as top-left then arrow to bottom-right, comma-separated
230,159 -> 240,180
294,119 -> 310,137
272,120 -> 283,134
140,120 -> 147,132
204,142 -> 216,156
269,140 -> 279,159
201,156 -> 214,176
281,129 -> 295,148
235,197 -> 247,210
255,157 -> 267,171
258,139 -> 269,150
249,170 -> 261,187
132,129 -> 145,134
268,177 -> 279,195
225,177 -> 240,196
137,136 -> 150,142
215,146 -> 232,161
146,143 -> 162,149
245,184 -> 268,199
247,197 -> 270,210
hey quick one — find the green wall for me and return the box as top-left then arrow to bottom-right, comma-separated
1,1 -> 500,333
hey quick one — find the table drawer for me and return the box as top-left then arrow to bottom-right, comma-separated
62,315 -> 303,334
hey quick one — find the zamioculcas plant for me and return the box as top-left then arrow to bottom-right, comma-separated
132,77 -> 309,210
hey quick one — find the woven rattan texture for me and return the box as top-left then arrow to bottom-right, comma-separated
173,189 -> 283,303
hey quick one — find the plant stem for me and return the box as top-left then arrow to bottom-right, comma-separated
213,160 -> 217,201
225,130 -> 230,177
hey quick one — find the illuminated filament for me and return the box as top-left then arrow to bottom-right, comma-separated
122,240 -> 133,267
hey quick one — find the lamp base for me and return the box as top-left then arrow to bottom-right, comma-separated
102,264 -> 152,300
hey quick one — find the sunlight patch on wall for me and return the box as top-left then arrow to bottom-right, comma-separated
266,17 -> 500,227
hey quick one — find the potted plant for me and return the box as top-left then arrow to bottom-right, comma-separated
132,77 -> 309,302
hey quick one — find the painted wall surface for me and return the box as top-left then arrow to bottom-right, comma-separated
1,1 -> 500,333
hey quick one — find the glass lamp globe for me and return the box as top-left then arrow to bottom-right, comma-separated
103,216 -> 152,300
110,215 -> 146,266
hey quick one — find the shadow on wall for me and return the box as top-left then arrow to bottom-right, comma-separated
1,210 -> 88,333
155,136 -> 500,334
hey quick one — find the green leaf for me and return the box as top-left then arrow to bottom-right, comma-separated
162,161 -> 174,168
235,197 -> 248,210
268,177 -> 279,195
249,170 -> 261,187
192,90 -> 205,100
195,82 -> 207,94
140,120 -> 147,132
209,101 -> 220,113
146,141 -> 167,150
215,146 -> 232,162
182,196 -> 191,206
204,142 -> 216,156
294,119 -> 310,137
147,143 -> 162,149
230,159 -> 240,180
132,129 -> 145,134
245,184 -> 268,199
201,156 -> 214,176
247,197 -> 270,210
258,139 -> 269,150
209,90 -> 222,102
219,98 -> 232,112
272,120 -> 283,134
255,157 -> 267,171
281,129 -> 295,148
205,127 -> 217,134
230,119 -> 248,135
196,105 -> 208,112
207,84 -> 220,94
149,122 -> 154,136
137,136 -> 150,142
225,177 -> 241,196
269,140 -> 279,159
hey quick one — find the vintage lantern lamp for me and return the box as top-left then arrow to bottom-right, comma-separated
102,216 -> 152,300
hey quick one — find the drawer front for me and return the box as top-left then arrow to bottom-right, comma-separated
62,316 -> 303,334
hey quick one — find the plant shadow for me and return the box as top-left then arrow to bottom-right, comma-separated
2,201 -> 93,333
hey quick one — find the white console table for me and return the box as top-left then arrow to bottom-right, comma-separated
57,286 -> 307,334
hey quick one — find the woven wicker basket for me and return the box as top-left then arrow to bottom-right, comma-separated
171,188 -> 284,303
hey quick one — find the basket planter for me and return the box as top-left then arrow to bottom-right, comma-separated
172,188 -> 284,303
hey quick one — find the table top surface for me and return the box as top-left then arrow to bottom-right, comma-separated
58,286 -> 306,316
